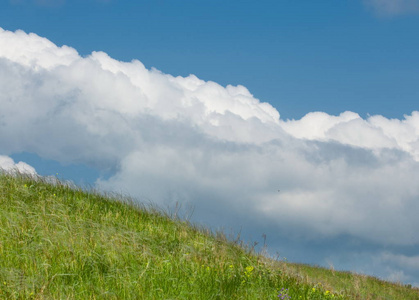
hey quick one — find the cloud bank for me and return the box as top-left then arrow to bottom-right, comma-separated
1,28 -> 419,285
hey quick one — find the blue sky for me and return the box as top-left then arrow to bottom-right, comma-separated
1,0 -> 419,287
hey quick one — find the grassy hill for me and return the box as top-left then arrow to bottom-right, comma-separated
0,173 -> 418,299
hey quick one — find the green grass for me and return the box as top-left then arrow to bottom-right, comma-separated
0,173 -> 418,299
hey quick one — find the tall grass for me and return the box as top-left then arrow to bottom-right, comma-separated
0,172 -> 417,299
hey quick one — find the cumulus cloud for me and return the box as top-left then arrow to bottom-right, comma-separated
280,111 -> 419,160
0,155 -> 37,175
363,0 -> 419,16
1,27 -> 419,285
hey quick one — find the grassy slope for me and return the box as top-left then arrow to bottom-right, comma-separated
0,173 -> 418,299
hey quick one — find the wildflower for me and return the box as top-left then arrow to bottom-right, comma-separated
312,287 -> 316,292
244,266 -> 254,278
278,288 -> 290,299
245,266 -> 254,273
325,290 -> 330,296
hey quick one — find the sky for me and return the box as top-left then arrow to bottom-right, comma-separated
1,0 -> 419,287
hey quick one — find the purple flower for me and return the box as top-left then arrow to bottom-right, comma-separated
278,288 -> 291,299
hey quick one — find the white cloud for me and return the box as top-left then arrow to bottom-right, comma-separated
363,0 -> 419,16
379,252 -> 419,285
381,252 -> 419,270
0,28 -> 78,70
1,27 -> 419,285
280,111 -> 419,160
0,155 -> 37,175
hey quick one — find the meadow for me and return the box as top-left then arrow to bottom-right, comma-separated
0,172 -> 418,299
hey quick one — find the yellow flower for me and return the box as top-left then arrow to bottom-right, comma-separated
245,266 -> 254,273
244,266 -> 254,278
312,287 -> 316,292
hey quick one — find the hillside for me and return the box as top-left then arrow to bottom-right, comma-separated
0,173 -> 418,299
